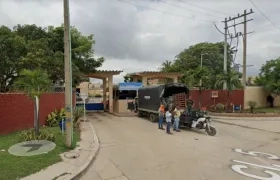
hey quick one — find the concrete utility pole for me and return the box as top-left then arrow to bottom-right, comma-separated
242,10 -> 247,87
223,18 -> 228,90
64,0 -> 73,147
221,9 -> 254,88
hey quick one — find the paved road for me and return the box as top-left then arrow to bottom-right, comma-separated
80,113 -> 280,180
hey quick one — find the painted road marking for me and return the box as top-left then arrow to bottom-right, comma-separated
234,148 -> 280,160
231,148 -> 280,180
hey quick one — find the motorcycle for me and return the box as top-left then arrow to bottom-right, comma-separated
179,110 -> 217,136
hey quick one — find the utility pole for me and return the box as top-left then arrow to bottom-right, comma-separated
242,10 -> 247,87
223,18 -> 228,90
221,9 -> 254,88
64,0 -> 73,147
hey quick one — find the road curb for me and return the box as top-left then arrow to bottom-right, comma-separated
210,115 -> 280,121
212,119 -> 280,134
65,121 -> 100,180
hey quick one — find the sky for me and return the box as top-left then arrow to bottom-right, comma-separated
0,0 -> 280,83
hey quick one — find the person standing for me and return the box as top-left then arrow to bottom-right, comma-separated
267,94 -> 274,108
158,105 -> 165,130
186,96 -> 195,115
165,109 -> 172,134
173,105 -> 181,132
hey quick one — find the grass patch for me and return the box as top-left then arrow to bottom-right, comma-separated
0,127 -> 80,180
254,107 -> 280,113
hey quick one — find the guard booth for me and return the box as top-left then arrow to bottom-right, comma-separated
113,82 -> 142,113
76,70 -> 122,113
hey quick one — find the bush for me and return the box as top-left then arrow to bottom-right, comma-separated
19,128 -> 55,142
247,100 -> 257,113
46,108 -> 65,127
216,103 -> 225,112
207,105 -> 216,112
73,106 -> 84,127
94,94 -> 102,98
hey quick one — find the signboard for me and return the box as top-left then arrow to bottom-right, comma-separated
118,82 -> 143,91
212,91 -> 218,98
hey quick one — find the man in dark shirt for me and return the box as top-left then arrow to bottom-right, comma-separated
186,96 -> 195,116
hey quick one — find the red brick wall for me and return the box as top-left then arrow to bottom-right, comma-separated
189,90 -> 244,108
0,93 -> 76,135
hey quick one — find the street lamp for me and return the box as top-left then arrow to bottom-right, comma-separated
200,53 -> 208,86
200,53 -> 208,68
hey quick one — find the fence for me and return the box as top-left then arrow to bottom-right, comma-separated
0,92 -> 76,135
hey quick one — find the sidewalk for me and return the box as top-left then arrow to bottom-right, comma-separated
21,121 -> 99,180
211,116 -> 280,133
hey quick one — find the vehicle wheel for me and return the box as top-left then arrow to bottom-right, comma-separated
137,110 -> 142,117
206,126 -> 217,136
149,113 -> 157,122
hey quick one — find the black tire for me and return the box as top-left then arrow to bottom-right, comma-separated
149,113 -> 157,122
137,110 -> 142,117
206,126 -> 217,136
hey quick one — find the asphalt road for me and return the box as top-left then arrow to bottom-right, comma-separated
80,113 -> 280,180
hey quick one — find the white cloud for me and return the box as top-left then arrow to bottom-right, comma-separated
1,0 -> 280,83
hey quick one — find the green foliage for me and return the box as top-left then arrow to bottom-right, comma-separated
160,60 -> 177,72
14,69 -> 52,98
0,24 -> 104,92
160,42 -> 234,89
19,128 -> 55,142
255,58 -> 280,96
215,69 -> 243,110
215,70 -> 243,91
216,103 -> 225,112
73,106 -> 85,126
124,75 -> 133,82
46,108 -> 66,127
247,100 -> 257,113
94,94 -> 102,98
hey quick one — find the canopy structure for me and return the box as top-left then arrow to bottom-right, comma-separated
127,71 -> 183,86
88,70 -> 123,113
118,82 -> 143,91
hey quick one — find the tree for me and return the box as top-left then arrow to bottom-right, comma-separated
159,42 -> 235,88
124,75 -> 133,82
255,58 -> 280,95
14,69 -> 52,135
0,24 -> 104,92
215,69 -> 243,110
192,67 -> 211,108
0,26 -> 26,92
160,60 -> 176,72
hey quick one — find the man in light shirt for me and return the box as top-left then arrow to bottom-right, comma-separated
165,109 -> 172,134
173,105 -> 181,132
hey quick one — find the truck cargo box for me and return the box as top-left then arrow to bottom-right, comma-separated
137,83 -> 189,112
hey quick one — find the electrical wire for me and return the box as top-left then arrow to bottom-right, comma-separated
248,0 -> 280,31
178,0 -> 232,16
213,22 -> 225,35
159,0 -> 223,19
117,0 -> 215,23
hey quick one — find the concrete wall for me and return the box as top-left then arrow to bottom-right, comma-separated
0,93 -> 76,135
190,90 -> 244,109
114,99 -> 134,113
244,86 -> 280,108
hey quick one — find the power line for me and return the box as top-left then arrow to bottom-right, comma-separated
248,0 -> 280,31
178,0 -> 232,16
159,0 -> 223,19
117,0 -> 215,23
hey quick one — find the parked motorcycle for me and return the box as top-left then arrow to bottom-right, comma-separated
179,110 -> 217,136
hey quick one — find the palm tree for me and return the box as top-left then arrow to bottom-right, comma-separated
192,67 -> 211,109
215,69 -> 243,111
15,69 -> 52,135
160,60 -> 173,72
